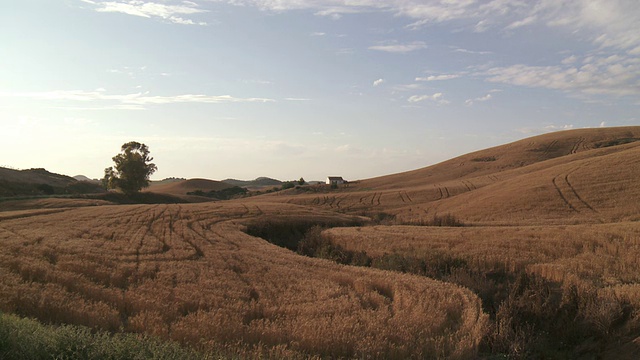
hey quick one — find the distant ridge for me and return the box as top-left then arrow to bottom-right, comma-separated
73,175 -> 100,184
222,177 -> 283,188
358,126 -> 640,190
0,167 -> 104,197
148,178 -> 231,195
267,126 -> 640,225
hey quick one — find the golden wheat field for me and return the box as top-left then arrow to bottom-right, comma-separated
2,127 -> 640,359
0,202 -> 486,359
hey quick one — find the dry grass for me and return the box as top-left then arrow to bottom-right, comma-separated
3,127 -> 639,358
0,202 -> 487,359
325,223 -> 640,287
0,198 -> 113,212
147,178 -> 231,196
261,130 -> 640,227
324,222 -> 640,357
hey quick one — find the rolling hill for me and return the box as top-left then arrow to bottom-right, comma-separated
147,178 -> 232,196
2,126 -> 640,359
0,167 -> 104,197
263,126 -> 640,225
222,177 -> 283,189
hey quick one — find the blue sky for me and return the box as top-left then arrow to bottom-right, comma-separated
1,0 -> 639,181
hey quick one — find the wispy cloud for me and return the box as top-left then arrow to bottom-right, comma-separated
220,1 -> 640,52
369,41 -> 427,53
1,90 -> 274,107
465,93 -> 493,106
481,54 -> 640,96
408,92 -> 449,105
373,78 -> 385,86
452,47 -> 493,55
415,74 -> 460,82
83,0 -> 208,25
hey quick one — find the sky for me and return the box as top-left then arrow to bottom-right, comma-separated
1,0 -> 639,181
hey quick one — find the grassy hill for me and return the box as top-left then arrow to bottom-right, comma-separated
358,126 -> 640,190
262,126 -> 640,226
222,177 -> 283,189
0,167 -> 105,197
2,126 -> 640,359
147,178 -> 232,196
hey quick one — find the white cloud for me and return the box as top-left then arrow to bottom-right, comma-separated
310,32 -> 326,36
452,47 -> 492,55
86,1 -> 208,25
482,55 -> 640,97
369,41 -> 427,53
505,15 -> 537,30
465,93 -> 493,106
545,124 -> 574,131
408,92 -> 449,105
0,90 -> 274,107
373,78 -> 385,86
561,55 -> 578,65
393,83 -> 424,92
219,1 -> 640,52
415,74 -> 460,82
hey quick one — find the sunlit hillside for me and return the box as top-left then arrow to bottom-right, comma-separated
147,178 -> 232,196
265,126 -> 640,225
2,127 -> 640,359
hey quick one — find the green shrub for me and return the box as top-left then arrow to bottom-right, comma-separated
0,312 -> 213,360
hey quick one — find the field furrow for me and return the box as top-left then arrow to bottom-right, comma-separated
0,202 -> 487,359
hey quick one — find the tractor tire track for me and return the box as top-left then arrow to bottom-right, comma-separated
565,169 -> 598,213
552,176 -> 578,212
435,186 -> 444,200
551,167 -> 597,214
543,140 -> 558,155
461,180 -> 472,192
570,137 -> 585,154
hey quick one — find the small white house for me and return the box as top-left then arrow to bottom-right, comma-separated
326,176 -> 345,186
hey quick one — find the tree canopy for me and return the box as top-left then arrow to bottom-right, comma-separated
104,142 -> 157,195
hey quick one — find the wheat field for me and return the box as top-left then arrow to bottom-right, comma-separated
0,202 -> 486,359
2,127 -> 639,358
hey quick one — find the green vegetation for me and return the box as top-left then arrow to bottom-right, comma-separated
281,181 -> 295,190
104,142 -> 157,195
0,312 -> 212,360
187,186 -> 248,200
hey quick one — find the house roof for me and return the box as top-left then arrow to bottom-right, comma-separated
327,176 -> 344,180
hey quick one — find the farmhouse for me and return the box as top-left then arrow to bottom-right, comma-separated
326,176 -> 345,186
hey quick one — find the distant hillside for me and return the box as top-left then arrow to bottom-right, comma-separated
148,178 -> 231,196
73,175 -> 100,184
222,177 -> 282,188
150,177 -> 186,186
263,126 -> 640,225
357,126 -> 640,190
0,167 -> 104,197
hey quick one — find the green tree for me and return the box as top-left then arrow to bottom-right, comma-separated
298,177 -> 305,186
105,142 -> 157,195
